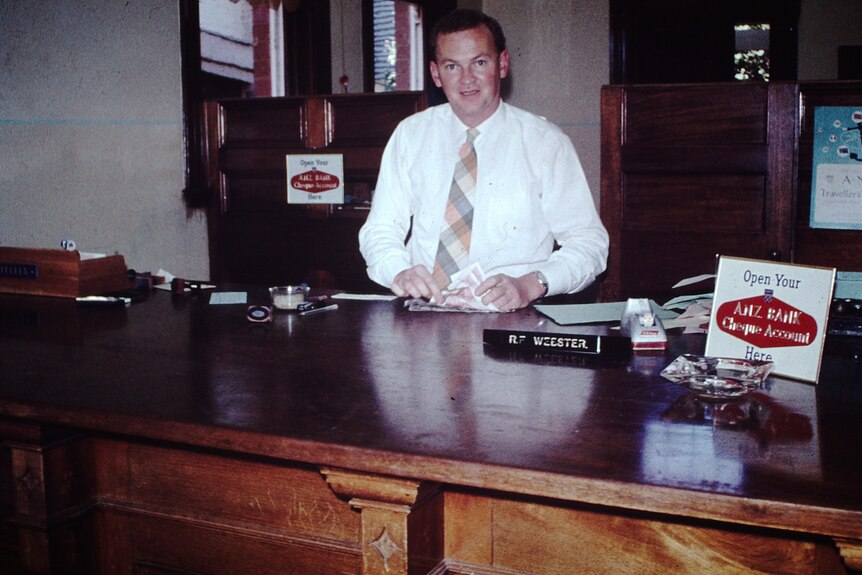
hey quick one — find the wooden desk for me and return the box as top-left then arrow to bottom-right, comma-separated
0,291 -> 861,574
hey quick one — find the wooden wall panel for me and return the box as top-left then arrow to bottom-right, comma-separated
327,94 -> 423,148
602,80 -> 862,302
221,174 -> 289,213
623,174 -> 766,232
206,92 -> 425,289
622,84 -> 768,145
221,99 -> 306,147
601,83 -> 797,301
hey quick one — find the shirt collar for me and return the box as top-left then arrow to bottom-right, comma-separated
448,100 -> 506,145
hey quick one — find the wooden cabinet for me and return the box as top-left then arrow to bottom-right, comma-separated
203,92 -> 426,291
600,81 -> 862,302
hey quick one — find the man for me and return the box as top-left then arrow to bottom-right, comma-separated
359,9 -> 608,311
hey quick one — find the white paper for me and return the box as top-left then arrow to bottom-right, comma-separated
209,292 -> 247,305
535,300 -> 678,325
331,293 -> 397,301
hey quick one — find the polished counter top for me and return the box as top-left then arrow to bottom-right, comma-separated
1,289 -> 861,540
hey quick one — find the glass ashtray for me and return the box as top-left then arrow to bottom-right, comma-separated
660,354 -> 774,400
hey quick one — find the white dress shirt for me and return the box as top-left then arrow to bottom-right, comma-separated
358,101 -> 609,296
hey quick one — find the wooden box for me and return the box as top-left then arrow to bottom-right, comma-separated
0,247 -> 132,298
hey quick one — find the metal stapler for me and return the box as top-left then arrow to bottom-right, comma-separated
620,298 -> 668,351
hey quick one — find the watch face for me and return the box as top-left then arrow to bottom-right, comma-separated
535,271 -> 549,294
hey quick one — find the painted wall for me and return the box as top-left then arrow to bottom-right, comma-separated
330,0 -> 608,205
798,0 -> 862,80
0,1 -> 210,279
484,0 -> 608,205
330,0 -> 364,94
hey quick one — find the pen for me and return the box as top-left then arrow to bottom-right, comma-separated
298,303 -> 338,316
76,295 -> 132,306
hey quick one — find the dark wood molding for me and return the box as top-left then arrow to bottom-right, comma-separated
284,0 -> 332,96
179,0 -> 212,209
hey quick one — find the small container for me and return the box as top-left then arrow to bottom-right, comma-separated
269,285 -> 308,310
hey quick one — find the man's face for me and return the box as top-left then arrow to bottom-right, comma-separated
430,25 -> 509,128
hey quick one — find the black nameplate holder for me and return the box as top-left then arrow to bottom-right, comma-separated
483,329 -> 630,357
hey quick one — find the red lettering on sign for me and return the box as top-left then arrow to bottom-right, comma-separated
290,169 -> 340,194
716,295 -> 817,348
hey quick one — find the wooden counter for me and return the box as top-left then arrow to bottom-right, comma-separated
0,290 -> 861,574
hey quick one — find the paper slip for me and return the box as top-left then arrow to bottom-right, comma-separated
672,274 -> 716,289
661,301 -> 712,333
535,300 -> 678,325
662,293 -> 714,310
209,292 -> 247,305
331,293 -> 397,301
405,299 -> 495,313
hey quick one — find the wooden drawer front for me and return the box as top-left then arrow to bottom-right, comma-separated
127,443 -> 359,544
444,491 -> 839,575
130,514 -> 359,575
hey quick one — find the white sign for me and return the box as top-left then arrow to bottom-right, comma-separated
705,256 -> 835,382
811,163 -> 862,228
286,154 -> 344,204
810,106 -> 862,230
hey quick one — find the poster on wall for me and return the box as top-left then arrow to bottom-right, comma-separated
705,256 -> 835,383
286,154 -> 345,204
809,106 -> 862,230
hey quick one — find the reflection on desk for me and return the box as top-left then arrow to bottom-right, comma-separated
1,289 -> 861,574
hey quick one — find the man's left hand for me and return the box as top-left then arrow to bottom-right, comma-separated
476,272 -> 546,311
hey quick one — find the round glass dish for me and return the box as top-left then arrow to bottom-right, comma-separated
269,285 -> 309,310
660,354 -> 774,400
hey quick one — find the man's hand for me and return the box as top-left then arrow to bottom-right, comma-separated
476,272 -> 546,311
391,265 -> 445,303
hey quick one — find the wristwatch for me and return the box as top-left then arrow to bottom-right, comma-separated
533,271 -> 549,297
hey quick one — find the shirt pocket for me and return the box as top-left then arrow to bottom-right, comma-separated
473,172 -> 547,258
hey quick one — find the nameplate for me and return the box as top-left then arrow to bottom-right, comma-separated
483,329 -> 630,357
0,262 -> 38,279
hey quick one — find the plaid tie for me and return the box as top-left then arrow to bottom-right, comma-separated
432,128 -> 479,289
